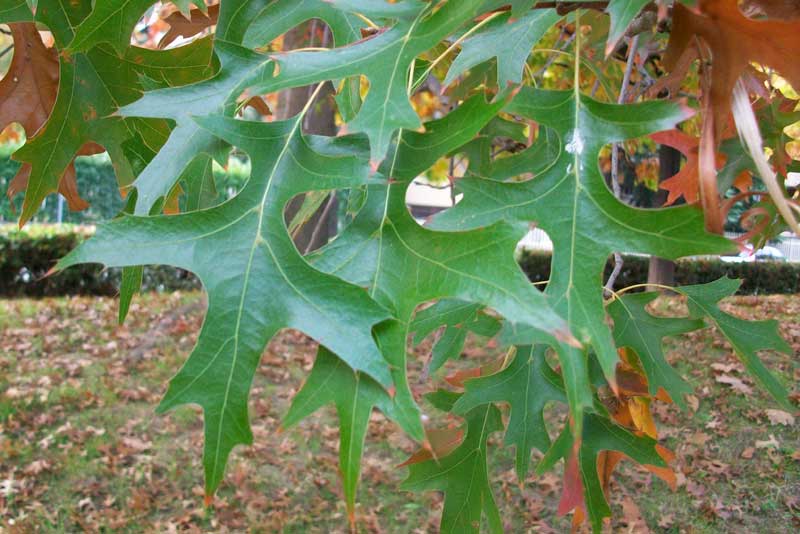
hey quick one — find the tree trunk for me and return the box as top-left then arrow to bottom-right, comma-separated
278,23 -> 338,254
647,144 -> 681,290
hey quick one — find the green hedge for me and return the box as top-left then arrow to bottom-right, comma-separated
2,226 -> 798,297
0,154 -> 124,224
0,224 -> 199,297
518,250 -> 800,295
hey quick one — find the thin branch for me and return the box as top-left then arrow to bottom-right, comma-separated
534,31 -> 574,78
605,35 -> 640,296
480,1 -> 610,18
302,194 -> 337,255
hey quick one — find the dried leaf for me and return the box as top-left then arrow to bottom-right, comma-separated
755,434 -> 780,449
160,4 -> 220,49
764,409 -> 795,426
0,23 -> 58,137
715,374 -> 753,395
665,0 -> 800,140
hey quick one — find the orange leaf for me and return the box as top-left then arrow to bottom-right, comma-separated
628,397 -> 658,439
557,449 -> 585,517
651,129 -> 748,206
443,357 -> 505,388
398,427 -> 464,467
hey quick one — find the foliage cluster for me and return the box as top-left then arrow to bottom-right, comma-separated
2,1 -> 799,531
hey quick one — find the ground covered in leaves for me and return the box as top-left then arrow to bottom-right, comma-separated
0,292 -> 798,533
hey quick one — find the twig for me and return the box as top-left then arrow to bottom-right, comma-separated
605,35 -> 639,296
534,31 -> 574,78
448,156 -> 456,206
302,194 -> 337,255
481,1 -> 610,17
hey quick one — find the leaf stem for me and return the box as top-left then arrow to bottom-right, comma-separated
353,12 -> 379,29
605,35 -> 639,296
610,282 -> 676,299
573,12 -> 580,93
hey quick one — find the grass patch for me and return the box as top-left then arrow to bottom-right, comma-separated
0,292 -> 797,532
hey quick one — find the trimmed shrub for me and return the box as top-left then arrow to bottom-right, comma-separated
2,226 -> 798,297
518,250 -> 800,295
0,155 -> 124,224
0,224 -> 199,297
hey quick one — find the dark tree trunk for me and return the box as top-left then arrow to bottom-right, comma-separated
278,23 -> 338,254
647,144 -> 681,290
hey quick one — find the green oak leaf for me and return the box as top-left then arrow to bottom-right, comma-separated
118,0 -> 268,214
607,292 -> 705,409
327,0 -> 427,20
3,1 -> 217,224
605,0 -> 651,55
283,347 -> 392,518
123,0 -> 490,211
680,277 -> 792,408
411,299 -> 501,373
68,1 -> 209,52
0,0 -> 32,21
181,154 -> 218,212
444,8 -> 561,88
115,192 -> 143,325
479,0 -> 537,17
432,87 -> 734,422
454,345 -> 566,479
57,112 -> 392,496
125,36 -> 217,88
245,0 -> 489,162
68,0 -> 165,54
241,0 -> 367,125
402,400 -> 504,534
243,0 -> 364,49
311,93 -> 571,440
124,0 -> 366,215
463,123 -> 560,183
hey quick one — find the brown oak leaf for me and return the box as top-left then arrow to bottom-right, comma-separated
0,23 -> 58,137
664,0 -> 800,140
159,4 -> 220,49
1,23 -> 97,215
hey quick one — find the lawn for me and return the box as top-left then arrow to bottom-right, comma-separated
0,292 -> 797,532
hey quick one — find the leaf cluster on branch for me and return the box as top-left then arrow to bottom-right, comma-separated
1,0 -> 797,531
